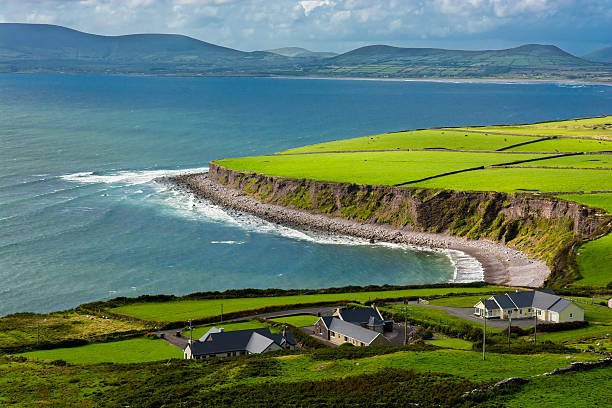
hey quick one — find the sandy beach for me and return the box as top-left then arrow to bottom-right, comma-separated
168,172 -> 551,288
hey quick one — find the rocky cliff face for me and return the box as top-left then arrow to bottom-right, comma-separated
207,163 -> 612,286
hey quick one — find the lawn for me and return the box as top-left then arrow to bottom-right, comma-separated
574,233 -> 612,287
428,294 -> 494,308
19,337 -> 182,364
215,151 -> 545,186
268,314 -> 320,327
412,167 -> 612,193
428,337 -> 473,350
0,311 -> 147,350
280,129 -> 532,153
187,320 -> 269,340
110,286 -> 509,322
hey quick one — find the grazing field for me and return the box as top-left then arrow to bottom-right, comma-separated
280,129 -> 533,153
19,337 -> 182,364
0,311 -> 147,350
428,295 -> 493,308
413,167 -> 612,193
506,138 -> 612,152
109,286 -> 509,322
575,234 -> 612,287
268,314 -> 320,327
428,337 -> 473,350
509,153 -> 612,168
216,151 -> 545,186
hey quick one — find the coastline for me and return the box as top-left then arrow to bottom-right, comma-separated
167,172 -> 550,288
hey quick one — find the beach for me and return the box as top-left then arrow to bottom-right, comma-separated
169,172 -> 551,288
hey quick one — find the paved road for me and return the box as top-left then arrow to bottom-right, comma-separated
157,306 -> 339,349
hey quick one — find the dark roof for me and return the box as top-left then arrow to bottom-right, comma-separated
338,307 -> 387,326
482,299 -> 498,311
486,290 -> 579,312
187,327 -> 294,356
320,317 -> 382,344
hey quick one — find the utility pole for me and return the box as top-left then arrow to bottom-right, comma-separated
189,319 -> 193,344
508,314 -> 512,351
403,304 -> 408,345
481,298 -> 486,361
37,321 -> 40,345
220,304 -> 223,323
534,312 -> 537,345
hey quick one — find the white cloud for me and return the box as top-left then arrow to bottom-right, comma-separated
299,0 -> 332,16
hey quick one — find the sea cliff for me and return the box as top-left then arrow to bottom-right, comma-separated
169,163 -> 612,287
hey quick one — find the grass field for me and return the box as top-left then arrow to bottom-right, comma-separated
574,234 -> 612,287
558,193 -> 612,213
0,311 -> 147,350
428,336 -> 473,350
217,151 -> 546,186
268,315 -> 320,327
509,153 -> 612,168
110,286 -> 509,322
412,167 -> 612,193
19,337 -> 182,364
281,129 -> 533,153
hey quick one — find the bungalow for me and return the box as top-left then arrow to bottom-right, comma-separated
184,327 -> 296,359
474,290 -> 584,323
333,305 -> 394,333
314,316 -> 391,347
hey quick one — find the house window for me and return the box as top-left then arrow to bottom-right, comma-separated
344,336 -> 348,341
569,313 -> 574,318
538,310 -> 542,316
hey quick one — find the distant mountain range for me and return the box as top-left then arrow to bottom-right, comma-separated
1,23 -> 610,82
264,47 -> 337,58
582,46 -> 612,63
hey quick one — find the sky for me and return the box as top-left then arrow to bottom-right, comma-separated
1,0 -> 610,55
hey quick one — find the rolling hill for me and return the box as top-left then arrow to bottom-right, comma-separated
582,46 -> 612,63
1,23 -> 610,81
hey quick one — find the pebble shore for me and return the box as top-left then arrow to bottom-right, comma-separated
168,172 -> 550,287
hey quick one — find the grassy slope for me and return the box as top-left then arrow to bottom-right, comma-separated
110,287 -> 509,322
188,320 -> 270,339
0,310 -> 147,349
19,337 -> 182,364
0,349 -> 605,406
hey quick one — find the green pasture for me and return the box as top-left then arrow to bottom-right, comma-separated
110,286 -> 509,322
575,233 -> 612,287
280,129 -> 532,153
506,138 -> 612,152
268,315 -> 320,327
428,295 -> 490,308
509,153 -> 612,167
413,167 -> 612,193
216,151 -> 545,186
19,337 -> 182,364
428,336 -> 473,350
533,325 -> 612,344
186,320 -> 269,340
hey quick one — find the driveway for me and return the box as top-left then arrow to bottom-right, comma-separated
404,301 -> 539,329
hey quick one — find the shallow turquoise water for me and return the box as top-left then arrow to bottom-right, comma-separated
1,74 -> 610,315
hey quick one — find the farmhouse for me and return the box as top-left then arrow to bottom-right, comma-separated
184,327 -> 296,359
333,304 -> 394,332
474,290 -> 584,323
314,316 -> 391,346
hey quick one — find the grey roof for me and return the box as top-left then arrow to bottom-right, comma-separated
481,299 -> 498,311
199,327 -> 222,342
321,317 -> 381,344
338,307 -> 387,327
187,327 -> 295,356
485,290 -> 580,313
245,332 -> 275,354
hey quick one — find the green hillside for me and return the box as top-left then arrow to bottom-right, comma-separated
215,116 -> 612,289
1,23 -> 611,81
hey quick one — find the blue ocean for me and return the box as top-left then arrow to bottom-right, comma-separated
1,74 -> 610,316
